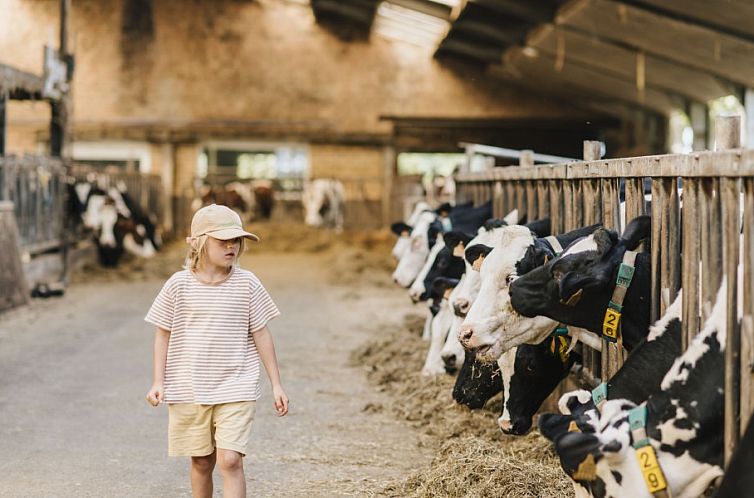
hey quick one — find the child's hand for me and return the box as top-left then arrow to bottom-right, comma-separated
273,385 -> 289,416
145,384 -> 164,406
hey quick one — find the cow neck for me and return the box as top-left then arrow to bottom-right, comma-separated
601,250 -> 638,347
628,404 -> 672,498
606,250 -> 651,351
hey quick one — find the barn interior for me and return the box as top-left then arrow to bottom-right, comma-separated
2,1 -> 754,496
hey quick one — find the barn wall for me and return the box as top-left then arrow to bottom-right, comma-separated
1,0 -> 579,137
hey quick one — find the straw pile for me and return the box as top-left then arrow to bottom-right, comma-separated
352,314 -> 575,497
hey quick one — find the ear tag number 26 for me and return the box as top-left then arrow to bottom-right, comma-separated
635,446 -> 668,493
602,308 -> 621,342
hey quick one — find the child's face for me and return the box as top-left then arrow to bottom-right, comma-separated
204,236 -> 242,269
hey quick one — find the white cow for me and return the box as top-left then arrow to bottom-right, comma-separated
302,179 -> 345,232
391,201 -> 430,260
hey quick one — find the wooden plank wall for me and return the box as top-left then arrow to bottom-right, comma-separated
454,116 -> 753,465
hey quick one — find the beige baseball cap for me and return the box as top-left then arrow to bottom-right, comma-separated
190,204 -> 260,241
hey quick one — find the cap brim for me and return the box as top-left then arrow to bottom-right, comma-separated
207,228 -> 260,241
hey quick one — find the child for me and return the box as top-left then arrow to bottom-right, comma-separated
145,204 -> 288,498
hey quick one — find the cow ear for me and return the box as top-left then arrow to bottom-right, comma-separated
391,222 -> 411,236
502,209 -> 519,225
538,413 -> 573,442
621,215 -> 651,250
465,244 -> 493,266
525,218 -> 551,238
559,272 -> 594,304
554,432 -> 603,473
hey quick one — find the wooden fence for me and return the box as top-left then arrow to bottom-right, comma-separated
454,116 -> 752,464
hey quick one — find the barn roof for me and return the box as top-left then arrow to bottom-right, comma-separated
311,0 -> 754,119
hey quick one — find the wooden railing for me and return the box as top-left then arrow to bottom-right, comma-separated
454,116 -> 752,463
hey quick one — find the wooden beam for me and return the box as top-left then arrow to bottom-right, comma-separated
389,0 -> 452,19
436,38 -> 503,64
502,47 -> 678,115
555,0 -> 754,87
450,18 -> 524,46
526,24 -> 732,103
311,0 -> 376,26
621,0 -> 754,41
0,64 -> 45,100
466,0 -> 556,23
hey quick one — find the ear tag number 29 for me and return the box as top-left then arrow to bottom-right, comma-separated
635,446 -> 668,493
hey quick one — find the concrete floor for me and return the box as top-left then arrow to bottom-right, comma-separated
0,250 -> 429,497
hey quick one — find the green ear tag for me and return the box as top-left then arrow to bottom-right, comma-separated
629,405 -> 650,448
553,326 -> 569,336
592,383 -> 608,407
616,263 -> 635,287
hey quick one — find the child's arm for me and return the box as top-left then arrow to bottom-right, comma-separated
146,327 -> 170,406
253,326 -> 289,416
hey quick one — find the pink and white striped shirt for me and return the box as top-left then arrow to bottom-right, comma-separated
145,267 -> 280,404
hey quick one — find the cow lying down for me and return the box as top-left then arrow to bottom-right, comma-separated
549,283 -> 727,498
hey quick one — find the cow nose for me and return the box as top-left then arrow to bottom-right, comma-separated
409,290 -> 421,302
498,417 -> 513,433
459,326 -> 473,345
453,298 -> 470,317
393,277 -> 399,285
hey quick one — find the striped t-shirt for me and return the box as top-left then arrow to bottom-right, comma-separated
144,267 -> 280,404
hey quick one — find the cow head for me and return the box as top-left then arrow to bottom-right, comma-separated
498,337 -> 580,435
392,211 -> 437,287
390,221 -> 413,260
458,225 -> 560,359
509,216 -> 651,344
452,348 -> 502,409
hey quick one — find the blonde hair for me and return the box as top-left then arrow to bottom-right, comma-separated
183,235 -> 246,271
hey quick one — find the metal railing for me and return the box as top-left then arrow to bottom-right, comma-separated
454,117 -> 752,464
0,155 -> 66,254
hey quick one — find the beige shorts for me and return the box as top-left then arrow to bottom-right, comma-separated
168,401 -> 256,457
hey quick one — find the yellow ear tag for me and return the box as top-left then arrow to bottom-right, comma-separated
558,337 -> 570,363
443,287 -> 453,300
568,420 -> 581,432
561,288 -> 583,306
572,453 -> 597,481
603,309 -> 621,342
472,255 -> 485,272
635,446 -> 668,493
453,243 -> 465,258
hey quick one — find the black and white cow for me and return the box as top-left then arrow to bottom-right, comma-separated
302,179 -> 345,232
541,293 -> 683,442
505,216 -> 652,353
390,201 -> 431,260
392,201 -> 493,287
422,277 -> 461,376
69,177 -> 161,266
554,282 -> 727,498
457,222 -> 604,360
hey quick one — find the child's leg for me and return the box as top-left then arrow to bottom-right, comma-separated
190,451 -> 216,498
217,448 -> 245,498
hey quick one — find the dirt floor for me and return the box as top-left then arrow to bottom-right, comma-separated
0,222 -> 572,497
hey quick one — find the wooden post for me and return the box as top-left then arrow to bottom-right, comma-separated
746,89 -> 754,148
0,201 -> 30,311
717,115 -> 742,466
741,177 -> 754,434
689,101 -> 708,151
382,145 -> 395,228
583,141 -> 602,161
520,150 -> 534,167
0,89 -> 7,156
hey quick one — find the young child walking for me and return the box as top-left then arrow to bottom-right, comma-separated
145,204 -> 288,498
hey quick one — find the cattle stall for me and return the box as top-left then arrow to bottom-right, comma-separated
454,116 -> 752,464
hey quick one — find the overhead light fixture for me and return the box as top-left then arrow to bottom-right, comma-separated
373,1 -> 451,48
